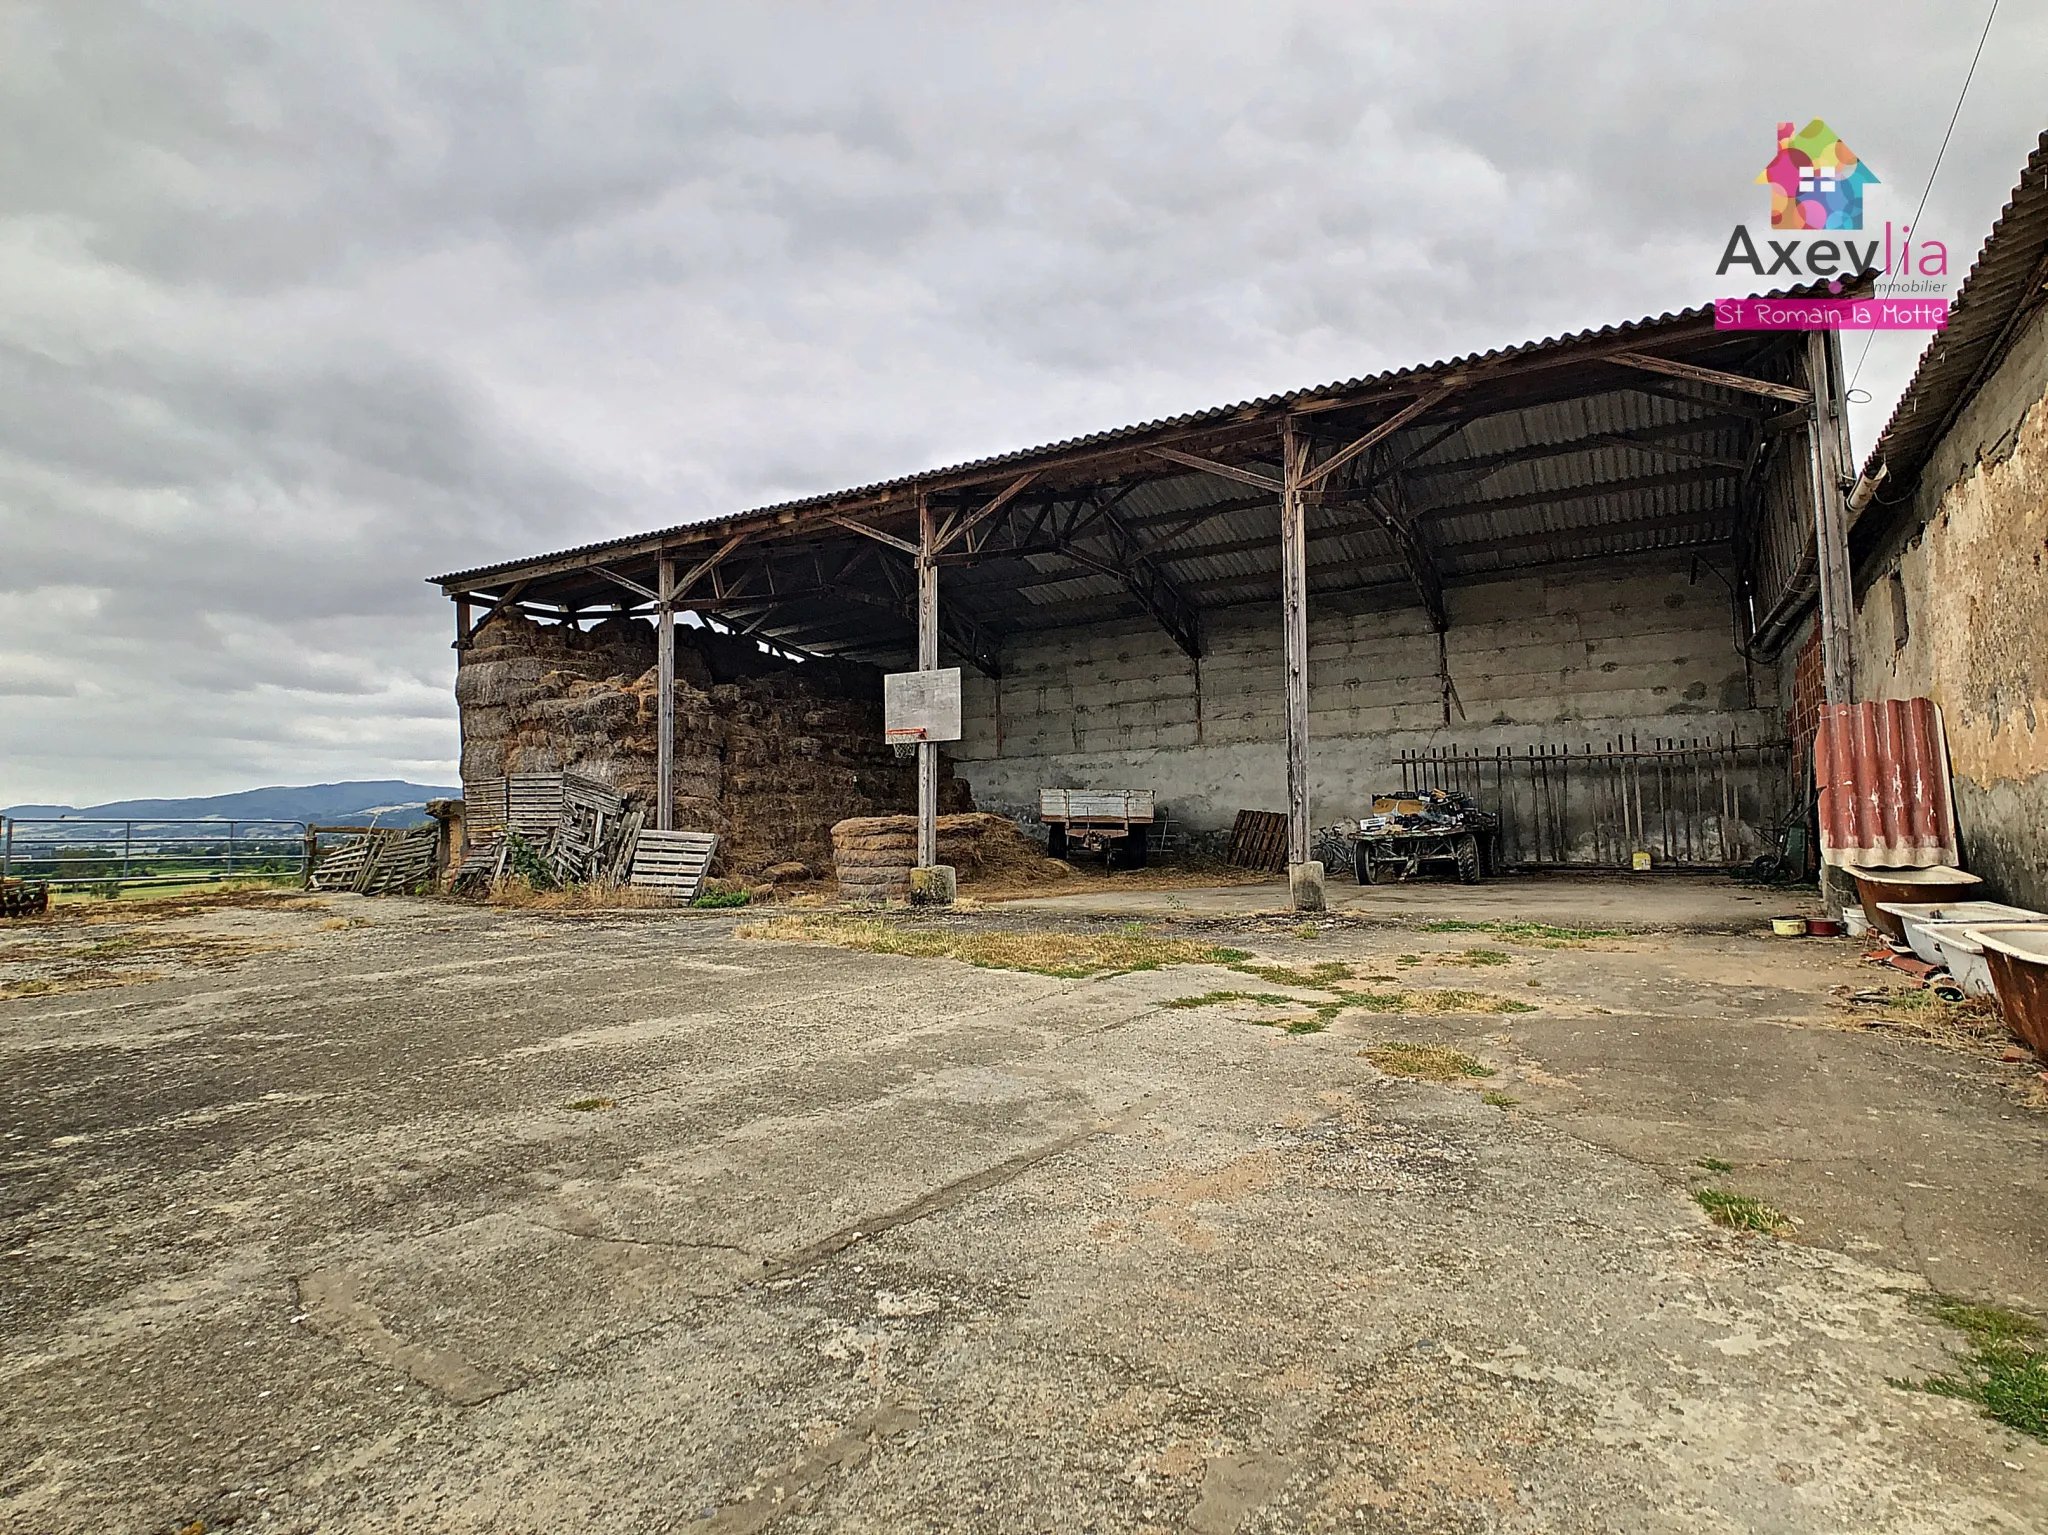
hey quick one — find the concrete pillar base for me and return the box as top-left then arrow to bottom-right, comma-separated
1289,860 -> 1327,913
910,864 -> 957,907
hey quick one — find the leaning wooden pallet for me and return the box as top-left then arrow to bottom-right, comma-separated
628,830 -> 719,901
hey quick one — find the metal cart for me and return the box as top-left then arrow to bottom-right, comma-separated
1039,789 -> 1154,870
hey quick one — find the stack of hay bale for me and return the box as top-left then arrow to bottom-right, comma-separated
831,811 -> 1069,901
830,816 -> 920,902
456,609 -> 973,884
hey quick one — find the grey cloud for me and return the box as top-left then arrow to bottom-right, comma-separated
2,0 -> 2039,803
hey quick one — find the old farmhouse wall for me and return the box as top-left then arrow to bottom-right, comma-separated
950,549 -> 1781,837
1848,300 -> 2048,909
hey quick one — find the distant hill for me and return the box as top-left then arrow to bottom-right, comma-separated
2,781 -> 461,827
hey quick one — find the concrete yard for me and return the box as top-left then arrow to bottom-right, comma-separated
4,881 -> 2048,1534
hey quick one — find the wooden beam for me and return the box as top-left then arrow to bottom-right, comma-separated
453,579 -> 530,647
1415,464 -> 1739,521
934,472 -> 1039,552
1370,472 -> 1446,632
673,532 -> 750,601
1806,330 -> 1855,704
827,515 -> 921,558
1060,501 -> 1204,661
1582,432 -> 1747,472
916,496 -> 940,871
1404,414 -> 1755,482
1279,419 -> 1313,886
656,557 -> 675,832
1608,351 -> 1810,405
1297,382 -> 1463,491
1145,447 -> 1285,495
590,564 -> 661,605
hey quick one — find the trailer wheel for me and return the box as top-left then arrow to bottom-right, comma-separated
1455,833 -> 1483,884
1355,841 -> 1377,885
1047,825 -> 1067,860
1109,832 -> 1147,870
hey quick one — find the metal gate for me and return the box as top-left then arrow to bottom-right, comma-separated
0,817 -> 313,890
1397,737 -> 1791,869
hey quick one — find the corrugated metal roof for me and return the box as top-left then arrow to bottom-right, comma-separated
429,292 -> 1772,587
431,285 -> 1850,664
1859,129 -> 2048,504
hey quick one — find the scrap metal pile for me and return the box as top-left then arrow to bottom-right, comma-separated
1317,788 -> 1500,885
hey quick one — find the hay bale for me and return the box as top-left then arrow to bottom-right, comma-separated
458,610 -> 975,880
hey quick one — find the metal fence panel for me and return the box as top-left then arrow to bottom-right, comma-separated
0,818 -> 313,889
1398,737 -> 1791,869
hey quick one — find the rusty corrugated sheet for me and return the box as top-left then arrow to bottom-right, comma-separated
1815,698 -> 1958,868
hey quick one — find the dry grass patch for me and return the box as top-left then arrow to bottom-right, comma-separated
1,969 -> 165,1001
480,878 -> 679,911
738,913 -> 1250,978
1337,987 -> 1535,1015
1838,986 -> 2011,1052
1419,919 -> 1623,949
1361,1042 -> 1495,1082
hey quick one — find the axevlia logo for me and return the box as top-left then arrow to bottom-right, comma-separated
1755,119 -> 1876,231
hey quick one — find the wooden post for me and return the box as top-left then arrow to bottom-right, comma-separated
1280,418 -> 1313,872
657,554 -> 676,832
1806,330 -> 1855,705
917,495 -> 939,869
454,595 -> 471,650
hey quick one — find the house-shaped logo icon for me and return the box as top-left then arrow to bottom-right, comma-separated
1756,119 -> 1877,231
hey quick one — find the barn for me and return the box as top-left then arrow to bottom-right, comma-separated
430,286 -> 1859,906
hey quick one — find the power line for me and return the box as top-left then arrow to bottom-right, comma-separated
1847,0 -> 2000,394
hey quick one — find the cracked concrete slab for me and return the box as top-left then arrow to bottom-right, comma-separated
2,884 -> 2045,1533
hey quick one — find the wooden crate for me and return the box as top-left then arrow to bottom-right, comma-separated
1225,810 -> 1289,873
628,830 -> 719,900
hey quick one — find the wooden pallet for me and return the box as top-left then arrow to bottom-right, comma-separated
628,830 -> 719,900
1,879 -> 49,919
1225,809 -> 1289,873
311,825 -> 439,895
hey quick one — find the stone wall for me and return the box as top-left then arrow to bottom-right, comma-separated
1850,302 -> 2048,909
950,549 -> 1782,839
456,611 -> 965,879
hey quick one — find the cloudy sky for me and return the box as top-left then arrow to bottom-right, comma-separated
3,1 -> 2040,805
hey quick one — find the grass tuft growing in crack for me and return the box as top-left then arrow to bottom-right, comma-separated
1419,919 -> 1622,947
1163,991 -> 1296,1011
1362,1042 -> 1495,1082
1896,1294 -> 2047,1440
1694,1188 -> 1791,1235
1229,960 -> 1354,988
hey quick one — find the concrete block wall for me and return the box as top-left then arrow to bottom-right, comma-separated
953,549 -> 1782,837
